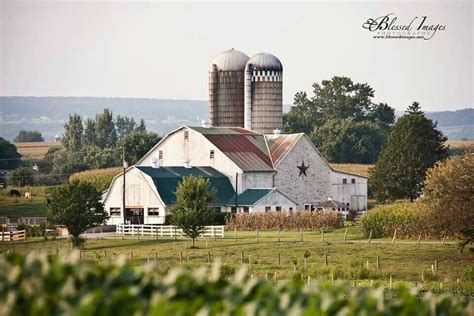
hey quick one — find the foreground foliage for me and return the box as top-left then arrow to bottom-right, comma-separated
227,211 -> 342,230
0,252 -> 471,315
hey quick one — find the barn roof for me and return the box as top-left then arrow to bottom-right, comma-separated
227,188 -> 274,206
136,166 -> 235,206
314,199 -> 346,209
188,126 -> 274,172
265,133 -> 305,167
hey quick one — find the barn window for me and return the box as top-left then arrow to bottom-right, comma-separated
304,204 -> 311,211
265,206 -> 271,212
351,178 -> 356,184
289,207 -> 293,211
210,150 -> 215,159
275,206 -> 282,212
243,207 -> 249,213
342,178 -> 347,184
148,208 -> 160,216
159,150 -> 163,159
184,130 -> 189,140
110,208 -> 121,216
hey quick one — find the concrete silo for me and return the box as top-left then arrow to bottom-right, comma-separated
244,53 -> 283,134
208,49 -> 250,127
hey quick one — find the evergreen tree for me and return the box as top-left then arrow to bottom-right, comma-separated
62,114 -> 83,152
169,176 -> 217,248
369,103 -> 448,202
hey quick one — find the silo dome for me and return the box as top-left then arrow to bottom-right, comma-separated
210,49 -> 250,72
246,53 -> 283,71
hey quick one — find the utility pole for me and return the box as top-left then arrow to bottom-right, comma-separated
122,145 -> 127,228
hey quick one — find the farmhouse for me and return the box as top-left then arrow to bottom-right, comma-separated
102,125 -> 367,225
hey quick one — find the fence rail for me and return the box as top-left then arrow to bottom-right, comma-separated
116,225 -> 225,238
0,230 -> 26,242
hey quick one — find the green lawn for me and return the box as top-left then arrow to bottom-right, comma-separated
2,227 -> 472,292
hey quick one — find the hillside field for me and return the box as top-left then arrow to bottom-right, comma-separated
14,141 -> 62,159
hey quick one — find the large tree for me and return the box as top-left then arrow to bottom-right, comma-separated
369,102 -> 448,202
169,176 -> 217,248
83,118 -> 97,146
48,180 -> 108,247
284,76 -> 395,134
423,154 -> 474,251
311,118 -> 387,163
62,114 -> 83,152
120,131 -> 161,165
115,115 -> 137,140
14,130 -> 44,142
95,109 -> 117,149
0,137 -> 21,169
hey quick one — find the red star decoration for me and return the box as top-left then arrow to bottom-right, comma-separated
297,161 -> 309,177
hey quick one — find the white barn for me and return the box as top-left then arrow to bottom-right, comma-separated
102,125 -> 367,224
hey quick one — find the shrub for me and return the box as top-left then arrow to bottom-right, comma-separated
69,167 -> 122,192
226,211 -> 342,230
0,253 -> 471,315
361,202 -> 432,239
9,167 -> 34,187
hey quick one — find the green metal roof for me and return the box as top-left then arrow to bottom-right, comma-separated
136,166 -> 235,206
228,188 -> 274,206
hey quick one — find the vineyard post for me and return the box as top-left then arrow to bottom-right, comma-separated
391,229 -> 397,244
368,230 -> 372,243
344,228 -> 348,243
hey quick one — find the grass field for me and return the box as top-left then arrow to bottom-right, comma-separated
2,227 -> 472,292
330,164 -> 373,177
14,141 -> 62,159
0,187 -> 49,220
446,140 -> 474,149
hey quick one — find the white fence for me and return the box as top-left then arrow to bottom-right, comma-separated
116,224 -> 225,238
0,230 -> 26,242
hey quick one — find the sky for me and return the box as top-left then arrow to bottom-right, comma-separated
0,0 -> 472,112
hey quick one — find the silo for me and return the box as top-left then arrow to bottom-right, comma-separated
208,49 -> 249,127
244,53 -> 283,134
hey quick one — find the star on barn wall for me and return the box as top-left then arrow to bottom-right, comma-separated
297,160 -> 309,177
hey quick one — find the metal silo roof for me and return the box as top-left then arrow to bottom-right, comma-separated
210,48 -> 250,72
246,53 -> 283,71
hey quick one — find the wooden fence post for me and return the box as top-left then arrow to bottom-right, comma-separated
368,230 -> 372,243
417,233 -> 422,245
207,251 -> 211,263
324,253 -> 328,266
344,228 -> 348,243
278,252 -> 281,265
180,252 -> 183,263
104,249 -> 107,260
130,251 -> 133,260
376,255 -> 380,271
240,251 -> 244,264
391,229 -> 397,244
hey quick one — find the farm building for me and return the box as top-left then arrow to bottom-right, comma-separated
102,125 -> 367,225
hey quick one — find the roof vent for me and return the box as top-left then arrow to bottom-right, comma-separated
201,120 -> 208,128
328,196 -> 332,201
151,157 -> 159,168
183,159 -> 191,168
273,129 -> 281,135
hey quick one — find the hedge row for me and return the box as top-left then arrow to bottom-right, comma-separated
0,253 -> 471,315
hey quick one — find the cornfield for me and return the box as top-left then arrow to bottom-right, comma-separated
69,167 -> 122,192
226,211 -> 343,230
361,202 -> 434,239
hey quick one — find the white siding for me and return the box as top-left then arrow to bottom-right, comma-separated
330,171 -> 368,211
103,167 -> 166,225
251,190 -> 298,213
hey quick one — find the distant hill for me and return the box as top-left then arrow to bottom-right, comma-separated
0,97 -> 472,141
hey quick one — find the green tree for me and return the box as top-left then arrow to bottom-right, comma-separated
135,119 -> 147,132
311,118 -> 386,163
10,167 -> 34,187
369,102 -> 448,202
0,137 -> 21,169
14,130 -> 44,142
82,145 -> 120,169
95,109 -> 117,149
169,176 -> 217,248
115,115 -> 137,140
120,131 -> 161,165
284,76 -> 395,134
48,180 -> 108,247
63,114 -> 83,152
423,154 -> 474,251
83,118 -> 97,146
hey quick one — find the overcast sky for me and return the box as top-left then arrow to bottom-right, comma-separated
0,0 -> 472,111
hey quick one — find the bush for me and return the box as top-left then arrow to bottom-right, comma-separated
9,167 -> 34,187
69,167 -> 122,192
361,202 -> 432,239
226,211 -> 343,230
0,253 -> 471,315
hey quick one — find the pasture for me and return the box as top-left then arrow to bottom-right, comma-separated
2,227 -> 472,292
0,187 -> 49,220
